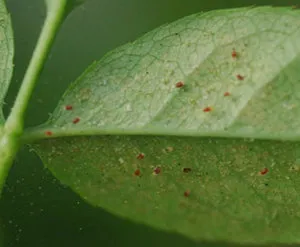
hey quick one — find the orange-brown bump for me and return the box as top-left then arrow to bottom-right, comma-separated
65,105 -> 73,110
175,81 -> 184,88
260,168 -> 269,175
45,131 -> 53,136
136,153 -> 145,160
154,167 -> 161,174
72,117 -> 80,124
184,190 -> 190,197
231,49 -> 237,58
236,74 -> 245,80
134,169 -> 141,176
203,106 -> 212,112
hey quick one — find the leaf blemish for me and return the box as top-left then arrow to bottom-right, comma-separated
184,190 -> 190,197
289,165 -> 300,172
136,153 -> 145,160
224,92 -> 230,96
231,49 -> 237,58
45,131 -> 53,136
260,168 -> 269,175
65,105 -> 73,110
134,169 -> 141,176
78,88 -> 92,102
154,167 -> 161,174
203,106 -> 212,112
236,74 -> 245,80
164,146 -> 174,153
183,168 -> 192,173
175,81 -> 184,88
72,117 -> 80,124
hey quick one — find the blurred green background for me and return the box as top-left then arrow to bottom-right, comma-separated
1,0 -> 300,246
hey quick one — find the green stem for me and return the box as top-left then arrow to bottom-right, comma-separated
0,131 -> 20,196
5,0 -> 67,135
0,0 -> 68,197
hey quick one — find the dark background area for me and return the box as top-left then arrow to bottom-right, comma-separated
0,0 -> 299,246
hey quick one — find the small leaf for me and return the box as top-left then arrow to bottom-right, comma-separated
29,6 -> 300,243
0,0 -> 14,124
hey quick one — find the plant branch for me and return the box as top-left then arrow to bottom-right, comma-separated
5,0 -> 68,134
0,0 -> 68,197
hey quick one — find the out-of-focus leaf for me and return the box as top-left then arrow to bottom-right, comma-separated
0,0 -> 14,124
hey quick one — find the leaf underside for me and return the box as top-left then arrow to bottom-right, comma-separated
0,1 -> 14,125
30,6 -> 300,244
34,136 -> 300,244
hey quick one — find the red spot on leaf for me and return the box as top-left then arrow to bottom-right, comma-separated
236,74 -> 245,80
72,117 -> 80,124
65,105 -> 73,110
134,169 -> 141,176
175,81 -> 184,88
184,190 -> 190,197
260,168 -> 269,175
203,107 -> 212,112
45,131 -> 52,136
231,49 -> 237,58
136,153 -> 145,160
224,92 -> 230,96
183,168 -> 192,173
154,167 -> 161,174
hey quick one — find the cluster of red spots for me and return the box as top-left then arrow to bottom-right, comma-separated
45,131 -> 53,136
136,153 -> 145,160
183,168 -> 192,173
203,106 -> 212,112
72,117 -> 80,124
65,105 -> 73,110
175,81 -> 184,88
231,50 -> 245,80
231,49 -> 237,58
154,167 -> 161,174
134,169 -> 141,176
224,92 -> 230,96
236,74 -> 245,80
132,151 -> 192,197
260,168 -> 269,175
184,190 -> 190,197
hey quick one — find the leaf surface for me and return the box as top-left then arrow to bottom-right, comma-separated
0,0 -> 13,124
29,7 -> 300,244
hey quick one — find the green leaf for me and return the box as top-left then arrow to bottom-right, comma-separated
0,0 -> 14,125
28,6 -> 300,243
